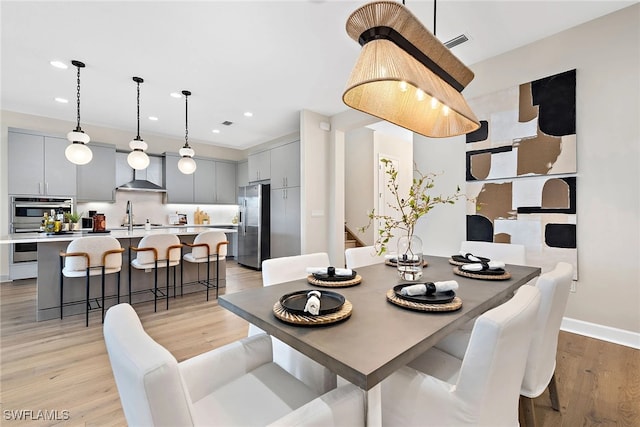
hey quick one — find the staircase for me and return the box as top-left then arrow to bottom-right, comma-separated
345,225 -> 365,250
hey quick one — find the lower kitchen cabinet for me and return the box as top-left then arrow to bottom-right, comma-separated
270,186 -> 300,258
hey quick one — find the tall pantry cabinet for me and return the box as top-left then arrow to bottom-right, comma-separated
269,141 -> 301,258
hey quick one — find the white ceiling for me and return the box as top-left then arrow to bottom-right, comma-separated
1,1 -> 635,150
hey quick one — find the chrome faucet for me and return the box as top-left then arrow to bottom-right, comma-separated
126,200 -> 133,233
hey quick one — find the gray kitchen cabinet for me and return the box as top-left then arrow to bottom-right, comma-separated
270,141 -> 300,189
194,158 -> 216,204
8,129 -> 76,197
76,142 -> 116,202
164,153 -> 194,203
270,186 -> 301,258
237,160 -> 248,188
248,150 -> 270,182
215,160 -> 237,204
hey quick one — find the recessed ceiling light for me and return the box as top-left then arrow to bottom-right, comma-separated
170,92 -> 182,98
212,129 -> 220,134
55,97 -> 68,103
50,60 -> 68,69
148,116 -> 159,121
244,111 -> 253,117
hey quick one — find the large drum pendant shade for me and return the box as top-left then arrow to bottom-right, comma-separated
343,1 -> 480,138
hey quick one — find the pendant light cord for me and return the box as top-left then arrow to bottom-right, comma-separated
433,0 -> 437,37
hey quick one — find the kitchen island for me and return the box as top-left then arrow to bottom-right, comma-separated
1,227 -> 236,321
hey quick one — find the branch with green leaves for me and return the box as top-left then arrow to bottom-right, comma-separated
359,159 -> 464,255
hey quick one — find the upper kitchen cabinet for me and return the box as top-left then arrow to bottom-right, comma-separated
237,160 -> 248,188
248,150 -> 270,182
194,158 -> 216,204
76,142 -> 116,202
164,153 -> 194,203
215,160 -> 237,204
8,129 -> 76,197
115,152 -> 163,188
270,141 -> 300,189
164,154 -> 237,204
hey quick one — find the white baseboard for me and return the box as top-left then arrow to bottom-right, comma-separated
561,317 -> 640,350
0,274 -> 10,282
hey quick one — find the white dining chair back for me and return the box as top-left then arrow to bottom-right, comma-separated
249,252 -> 336,394
520,262 -> 574,426
345,246 -> 384,269
261,252 -> 330,286
460,240 -> 526,265
382,285 -> 541,426
104,303 -> 365,427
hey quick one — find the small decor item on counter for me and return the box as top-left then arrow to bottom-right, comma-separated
93,213 -> 106,232
178,214 -> 187,225
64,211 -> 82,231
194,207 -> 203,224
231,215 -> 238,225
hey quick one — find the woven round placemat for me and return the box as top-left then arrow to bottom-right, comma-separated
385,259 -> 429,267
386,289 -> 462,312
273,300 -> 353,325
453,266 -> 512,280
448,258 -> 466,266
307,274 -> 362,287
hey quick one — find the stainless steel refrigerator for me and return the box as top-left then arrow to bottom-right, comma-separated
237,184 -> 270,269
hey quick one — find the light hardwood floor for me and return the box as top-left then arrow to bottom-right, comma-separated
1,261 -> 638,426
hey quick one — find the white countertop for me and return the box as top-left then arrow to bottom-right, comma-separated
0,226 -> 236,244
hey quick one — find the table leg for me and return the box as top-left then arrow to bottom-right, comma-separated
366,383 -> 382,427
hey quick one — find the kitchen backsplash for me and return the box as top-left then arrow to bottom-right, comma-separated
77,191 -> 239,228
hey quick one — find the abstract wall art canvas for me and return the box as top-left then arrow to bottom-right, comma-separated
466,69 -> 576,181
465,70 -> 578,278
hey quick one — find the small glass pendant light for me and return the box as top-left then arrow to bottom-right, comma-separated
127,76 -> 150,170
65,60 -> 92,165
177,90 -> 197,174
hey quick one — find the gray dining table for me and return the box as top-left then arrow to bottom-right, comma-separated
219,255 -> 541,426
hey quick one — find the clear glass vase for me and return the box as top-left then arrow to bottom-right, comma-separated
397,235 -> 423,281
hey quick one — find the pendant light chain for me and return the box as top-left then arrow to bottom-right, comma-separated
184,92 -> 189,147
136,79 -> 141,139
433,0 -> 437,36
76,66 -> 82,131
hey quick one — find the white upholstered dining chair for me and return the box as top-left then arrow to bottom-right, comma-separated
381,285 -> 541,426
103,303 -> 365,427
345,246 -> 385,269
460,240 -> 526,265
432,262 -> 573,426
248,252 -> 337,394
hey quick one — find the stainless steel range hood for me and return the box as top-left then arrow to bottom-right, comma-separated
117,178 -> 166,192
116,153 -> 166,192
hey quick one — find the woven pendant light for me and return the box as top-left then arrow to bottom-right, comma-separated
343,1 -> 480,138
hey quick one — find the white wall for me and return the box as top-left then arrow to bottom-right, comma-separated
414,5 -> 639,333
345,127 -> 375,245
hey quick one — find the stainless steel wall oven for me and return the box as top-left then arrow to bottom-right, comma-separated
9,196 -> 74,280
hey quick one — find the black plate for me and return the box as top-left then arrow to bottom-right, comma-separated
393,284 -> 455,304
312,270 -> 357,282
460,266 -> 506,275
451,254 -> 490,264
280,290 -> 345,315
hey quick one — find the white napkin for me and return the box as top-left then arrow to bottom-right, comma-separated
306,267 -> 353,276
304,290 -> 321,315
400,280 -> 459,296
461,260 -> 506,272
384,253 -> 398,260
459,251 -> 484,262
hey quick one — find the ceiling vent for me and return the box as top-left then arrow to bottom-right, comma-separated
444,34 -> 469,49
222,120 -> 233,126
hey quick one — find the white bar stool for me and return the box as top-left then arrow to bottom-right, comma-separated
59,236 -> 124,327
182,231 -> 228,300
129,234 -> 183,312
